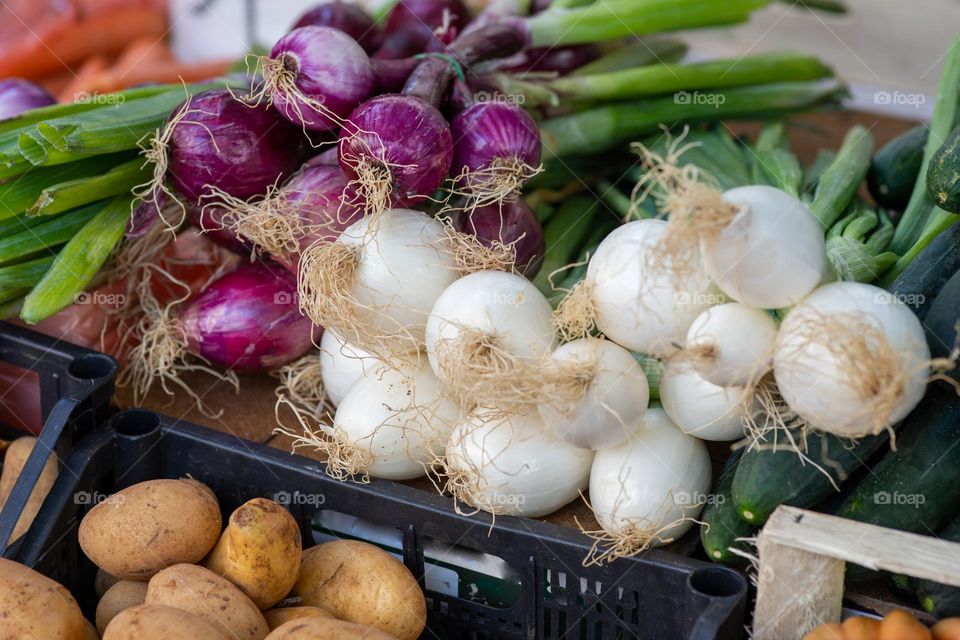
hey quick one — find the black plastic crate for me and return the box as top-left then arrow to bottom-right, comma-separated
0,321 -> 117,556
12,408 -> 747,640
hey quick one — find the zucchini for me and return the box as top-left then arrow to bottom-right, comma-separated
923,267 -> 960,386
915,514 -> 960,616
701,450 -> 755,566
732,429 -> 887,526
835,385 -> 960,581
868,125 -> 927,211
888,220 -> 960,320
927,124 -> 960,213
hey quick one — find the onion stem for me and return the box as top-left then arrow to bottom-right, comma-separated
0,204 -> 98,267
572,39 -> 688,76
540,80 -> 845,159
809,125 -> 873,229
29,158 -> 148,217
21,195 -> 133,323
524,0 -> 768,48
0,255 -> 55,290
889,35 -> 960,255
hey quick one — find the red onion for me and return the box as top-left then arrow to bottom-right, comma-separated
453,199 -> 545,277
189,203 -> 252,255
283,164 -> 362,247
338,95 -> 453,210
292,2 -> 382,53
166,89 -> 306,203
0,79 -> 55,120
501,45 -> 600,75
451,101 -> 542,204
376,0 -> 468,59
266,26 -> 375,132
179,261 -> 315,372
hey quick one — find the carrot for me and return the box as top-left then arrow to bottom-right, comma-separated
0,7 -> 166,80
843,616 -> 881,640
803,623 -> 846,640
115,37 -> 173,74
880,610 -> 932,640
92,60 -> 233,94
56,55 -> 109,103
933,618 -> 960,640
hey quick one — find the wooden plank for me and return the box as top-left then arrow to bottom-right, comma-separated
763,506 -> 960,587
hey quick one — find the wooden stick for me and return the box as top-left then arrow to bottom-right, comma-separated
753,506 -> 960,640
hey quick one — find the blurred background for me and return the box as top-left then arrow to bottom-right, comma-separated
2,0 -> 955,119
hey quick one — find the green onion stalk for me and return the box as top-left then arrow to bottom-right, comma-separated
491,52 -> 833,109
826,201 -> 898,283
572,39 -> 688,76
808,124 -> 874,229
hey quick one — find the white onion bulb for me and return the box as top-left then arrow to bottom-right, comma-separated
659,358 -> 751,441
685,303 -> 778,387
319,329 -> 382,407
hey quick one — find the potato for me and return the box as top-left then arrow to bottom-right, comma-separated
933,618 -> 960,640
0,436 -> 58,543
265,617 -> 398,639
879,610 -> 932,640
0,557 -> 87,639
204,498 -> 302,609
96,580 -> 149,634
95,568 -> 122,598
264,606 -> 334,630
295,540 -> 426,640
145,563 -> 269,640
842,615 -> 881,640
78,478 -> 221,579
103,604 -> 229,639
82,619 -> 99,640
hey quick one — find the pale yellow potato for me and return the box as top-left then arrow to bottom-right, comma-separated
263,606 -> 334,630
265,617 -> 398,639
0,436 -> 58,543
295,540 -> 426,640
204,498 -> 302,609
78,478 -> 221,580
0,557 -> 87,639
145,563 -> 269,640
95,580 -> 149,634
82,618 -> 99,640
102,604 -> 229,640
94,568 -> 121,598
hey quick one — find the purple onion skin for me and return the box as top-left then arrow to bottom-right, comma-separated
454,200 -> 545,278
0,79 -> 56,120
502,45 -> 600,76
339,95 -> 452,206
375,0 -> 467,59
188,203 -> 253,255
180,261 -> 315,373
451,101 -> 541,179
270,26 -> 374,132
292,2 -> 382,53
168,90 -> 306,203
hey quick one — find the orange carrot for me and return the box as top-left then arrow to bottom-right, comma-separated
92,60 -> 233,94
56,55 -> 109,103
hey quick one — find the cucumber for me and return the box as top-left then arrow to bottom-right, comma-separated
701,450 -> 755,566
888,220 -> 960,320
835,385 -> 960,581
868,125 -> 927,211
923,267 -> 960,386
732,429 -> 887,526
915,514 -> 960,616
927,124 -> 960,213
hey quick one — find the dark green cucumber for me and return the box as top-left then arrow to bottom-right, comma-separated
927,124 -> 960,213
868,125 -> 927,211
916,514 -> 960,616
888,220 -> 960,320
701,450 -> 755,566
836,385 -> 960,581
732,429 -> 887,526
923,267 -> 960,386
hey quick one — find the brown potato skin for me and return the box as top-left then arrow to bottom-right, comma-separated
145,563 -> 269,640
0,436 -> 58,543
78,479 -> 221,580
265,617 -> 399,639
263,606 -> 334,630
203,498 -> 302,609
96,580 -> 149,634
0,558 -> 87,640
295,540 -> 426,640
102,604 -> 230,640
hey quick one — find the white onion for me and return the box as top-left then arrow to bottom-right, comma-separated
319,329 -> 383,407
701,185 -> 826,309
425,271 -> 555,403
773,281 -> 930,437
538,338 -> 649,450
444,409 -> 594,517
331,358 -> 460,480
659,358 -> 750,441
589,408 -> 711,551
585,219 -> 715,356
685,303 -> 778,387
